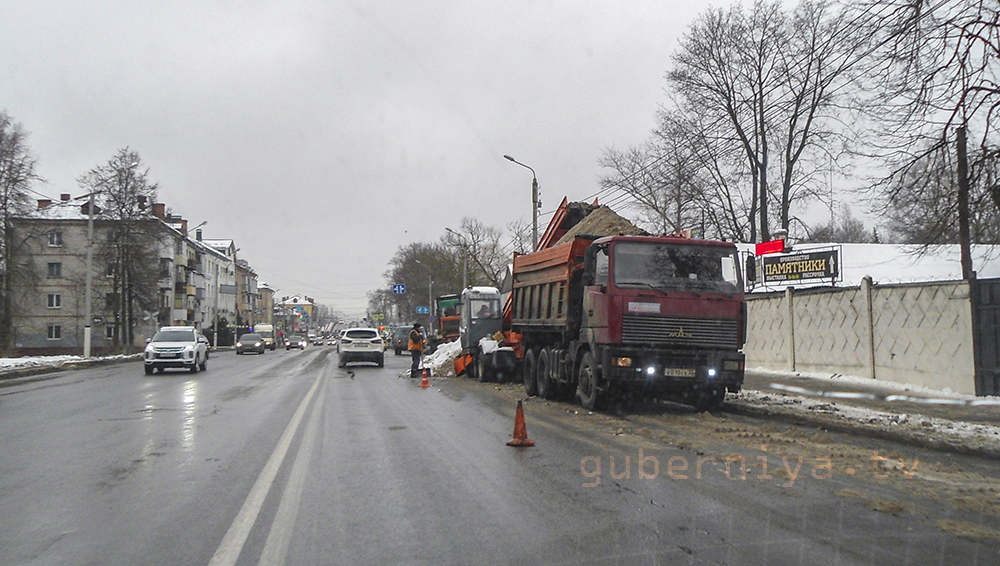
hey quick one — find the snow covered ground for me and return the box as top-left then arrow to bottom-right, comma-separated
0,353 -> 140,374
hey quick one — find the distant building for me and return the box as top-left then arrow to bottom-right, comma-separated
258,282 -> 275,326
9,196 -> 191,354
281,295 -> 315,332
235,259 -> 259,334
8,195 -> 250,355
199,238 -> 239,344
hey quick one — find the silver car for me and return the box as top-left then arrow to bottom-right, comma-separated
144,326 -> 208,374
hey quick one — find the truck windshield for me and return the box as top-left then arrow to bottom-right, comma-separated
470,299 -> 500,319
613,241 -> 742,295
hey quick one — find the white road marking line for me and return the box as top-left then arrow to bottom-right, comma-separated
257,371 -> 327,565
207,372 -> 323,566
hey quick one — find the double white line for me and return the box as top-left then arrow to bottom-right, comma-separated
208,371 -> 326,566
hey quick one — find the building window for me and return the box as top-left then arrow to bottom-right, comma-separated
48,230 -> 63,247
47,325 -> 61,340
47,294 -> 61,308
47,262 -> 61,278
106,326 -> 115,339
105,293 -> 117,309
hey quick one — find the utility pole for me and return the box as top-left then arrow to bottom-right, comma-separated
83,192 -> 94,358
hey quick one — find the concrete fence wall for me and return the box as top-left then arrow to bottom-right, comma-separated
745,278 -> 976,395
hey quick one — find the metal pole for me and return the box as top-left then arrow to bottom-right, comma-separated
503,155 -> 539,251
531,175 -> 538,251
83,192 -> 94,358
213,264 -> 219,348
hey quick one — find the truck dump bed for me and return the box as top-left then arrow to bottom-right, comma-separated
510,237 -> 591,331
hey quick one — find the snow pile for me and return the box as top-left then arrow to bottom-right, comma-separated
734,389 -> 1000,455
0,353 -> 140,374
748,366 -> 992,402
424,340 -> 463,377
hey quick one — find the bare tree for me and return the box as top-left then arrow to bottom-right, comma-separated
599,112 -> 706,235
662,0 -> 870,241
444,217 -> 509,288
801,203 -> 877,242
77,148 -> 160,351
879,142 -> 1000,244
859,0 -> 1000,276
505,219 -> 533,256
0,112 -> 42,351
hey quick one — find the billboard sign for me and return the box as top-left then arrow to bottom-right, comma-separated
762,249 -> 839,283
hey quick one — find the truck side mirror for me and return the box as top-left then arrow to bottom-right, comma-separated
745,255 -> 757,283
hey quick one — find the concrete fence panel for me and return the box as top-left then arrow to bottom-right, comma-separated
744,279 -> 977,394
870,281 -> 974,394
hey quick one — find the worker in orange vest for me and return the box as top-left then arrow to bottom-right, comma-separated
408,323 -> 425,379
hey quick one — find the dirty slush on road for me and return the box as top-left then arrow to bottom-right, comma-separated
444,376 -> 1000,547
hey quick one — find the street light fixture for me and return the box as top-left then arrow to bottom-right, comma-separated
445,227 -> 469,289
503,154 -> 539,251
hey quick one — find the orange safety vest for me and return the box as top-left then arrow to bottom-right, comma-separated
408,329 -> 424,351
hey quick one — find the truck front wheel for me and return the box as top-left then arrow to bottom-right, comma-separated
577,351 -> 601,410
523,349 -> 538,396
477,352 -> 492,383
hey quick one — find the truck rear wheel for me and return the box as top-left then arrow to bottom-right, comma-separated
536,348 -> 555,400
523,349 -> 538,396
577,351 -> 601,410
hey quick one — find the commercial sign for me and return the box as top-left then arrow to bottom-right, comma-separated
762,249 -> 839,283
755,239 -> 785,256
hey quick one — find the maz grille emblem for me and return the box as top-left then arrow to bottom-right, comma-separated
668,327 -> 693,339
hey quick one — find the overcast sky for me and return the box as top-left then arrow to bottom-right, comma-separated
1,1 -> 712,317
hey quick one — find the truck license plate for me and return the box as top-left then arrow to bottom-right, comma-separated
664,368 -> 696,377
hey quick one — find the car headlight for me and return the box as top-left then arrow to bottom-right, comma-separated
236,342 -> 243,347
255,342 -> 262,347
183,344 -> 194,351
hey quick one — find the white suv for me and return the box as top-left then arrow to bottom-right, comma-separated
144,326 -> 208,374
337,328 -> 385,368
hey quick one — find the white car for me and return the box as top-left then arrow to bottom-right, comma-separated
337,328 -> 385,368
144,326 -> 208,374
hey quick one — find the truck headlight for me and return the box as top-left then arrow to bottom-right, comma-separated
723,361 -> 742,371
613,357 -> 633,367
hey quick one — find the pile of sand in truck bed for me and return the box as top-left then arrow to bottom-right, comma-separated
554,205 -> 647,245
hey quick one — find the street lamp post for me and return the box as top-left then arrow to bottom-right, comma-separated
503,154 -> 539,251
445,227 -> 468,289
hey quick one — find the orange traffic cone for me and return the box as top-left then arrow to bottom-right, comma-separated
506,400 -> 535,447
420,368 -> 430,388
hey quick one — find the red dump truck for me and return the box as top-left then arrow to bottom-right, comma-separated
508,200 -> 747,411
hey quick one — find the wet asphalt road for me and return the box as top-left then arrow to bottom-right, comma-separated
1,347 -> 997,565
